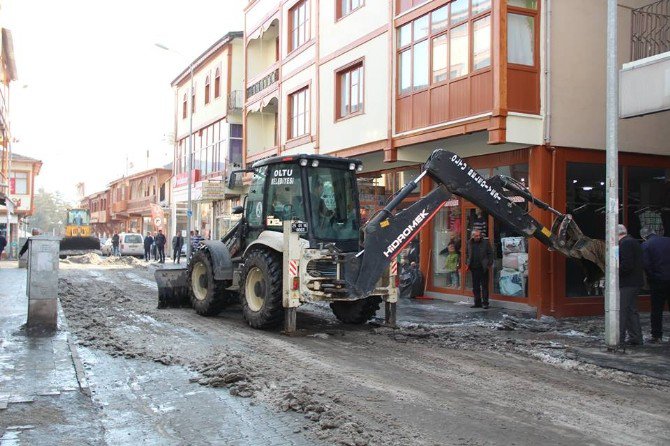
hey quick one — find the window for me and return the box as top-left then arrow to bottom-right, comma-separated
397,1 -> 491,94
191,85 -> 196,113
267,163 -> 306,230
508,13 -> 535,66
289,87 -> 309,139
229,124 -> 243,166
205,75 -> 211,105
289,0 -> 309,52
214,68 -> 221,98
182,93 -> 187,119
308,167 -> 360,241
337,62 -> 364,119
338,0 -> 363,19
10,172 -> 28,194
245,166 -> 267,227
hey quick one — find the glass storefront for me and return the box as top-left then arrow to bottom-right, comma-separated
429,161 -> 529,298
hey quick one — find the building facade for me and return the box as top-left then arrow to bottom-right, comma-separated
0,27 -> 17,255
243,0 -> 669,317
107,167 -> 172,236
3,152 -> 41,258
170,32 -> 245,243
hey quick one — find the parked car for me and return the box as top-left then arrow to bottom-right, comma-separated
119,232 -> 144,257
101,238 -> 113,256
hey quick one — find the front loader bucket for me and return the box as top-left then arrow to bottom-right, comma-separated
155,267 -> 191,308
59,236 -> 102,257
551,215 -> 605,287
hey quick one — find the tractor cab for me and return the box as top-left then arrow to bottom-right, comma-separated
244,154 -> 363,252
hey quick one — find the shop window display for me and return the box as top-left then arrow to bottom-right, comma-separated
565,162 -> 622,297
432,199 -> 462,289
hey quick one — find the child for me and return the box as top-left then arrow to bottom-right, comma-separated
444,241 -> 460,288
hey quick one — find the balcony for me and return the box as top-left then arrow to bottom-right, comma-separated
90,210 -> 108,224
631,0 -> 670,61
112,200 -> 127,213
246,97 -> 278,161
246,67 -> 278,100
127,197 -> 152,213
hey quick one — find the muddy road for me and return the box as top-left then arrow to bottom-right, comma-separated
58,257 -> 670,445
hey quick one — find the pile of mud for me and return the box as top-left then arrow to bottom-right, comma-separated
62,253 -> 146,267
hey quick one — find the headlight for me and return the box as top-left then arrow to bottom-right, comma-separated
311,160 -> 319,167
299,159 -> 308,167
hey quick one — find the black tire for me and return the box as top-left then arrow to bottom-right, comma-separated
330,296 -> 382,324
188,250 -> 230,316
240,249 -> 284,329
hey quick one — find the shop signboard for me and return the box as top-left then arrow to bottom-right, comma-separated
173,169 -> 201,188
200,182 -> 226,202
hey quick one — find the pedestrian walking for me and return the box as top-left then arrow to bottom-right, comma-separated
465,229 -> 493,309
111,233 -> 120,256
143,232 -> 154,262
172,231 -> 184,264
640,226 -> 670,343
618,224 -> 643,346
155,229 -> 167,264
0,233 -> 6,260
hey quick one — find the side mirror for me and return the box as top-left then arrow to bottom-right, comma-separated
228,168 -> 254,189
232,205 -> 244,215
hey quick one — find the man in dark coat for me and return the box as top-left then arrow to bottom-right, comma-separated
465,229 -> 493,309
155,229 -> 167,264
111,233 -> 120,256
0,233 -> 6,259
143,232 -> 154,261
641,226 -> 670,343
618,224 -> 643,346
172,231 -> 184,264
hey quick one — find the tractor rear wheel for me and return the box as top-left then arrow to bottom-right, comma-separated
240,249 -> 284,329
330,296 -> 382,324
189,250 -> 230,316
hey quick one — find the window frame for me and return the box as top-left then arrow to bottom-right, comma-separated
336,0 -> 364,21
214,67 -> 221,99
191,83 -> 196,114
288,0 -> 310,54
335,58 -> 365,121
204,74 -> 211,105
287,85 -> 310,141
182,93 -> 187,119
10,171 -> 28,195
506,2 -> 540,70
396,1 -> 492,98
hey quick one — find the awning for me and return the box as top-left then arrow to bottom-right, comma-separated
247,15 -> 279,41
247,91 -> 279,113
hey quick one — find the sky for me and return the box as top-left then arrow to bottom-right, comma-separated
2,0 -> 245,203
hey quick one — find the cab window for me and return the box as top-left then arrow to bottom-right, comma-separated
245,166 -> 267,227
266,163 -> 306,229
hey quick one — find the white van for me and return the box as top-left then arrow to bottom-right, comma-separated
119,232 -> 144,257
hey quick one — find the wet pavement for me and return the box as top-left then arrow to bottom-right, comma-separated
0,261 -> 321,445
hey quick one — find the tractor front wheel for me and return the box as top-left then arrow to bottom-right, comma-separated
189,250 -> 230,316
240,249 -> 284,329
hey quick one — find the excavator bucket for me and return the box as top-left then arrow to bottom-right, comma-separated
59,236 -> 102,257
155,268 -> 191,308
551,215 -> 605,287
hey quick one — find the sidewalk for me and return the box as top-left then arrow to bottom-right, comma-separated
0,262 -> 103,444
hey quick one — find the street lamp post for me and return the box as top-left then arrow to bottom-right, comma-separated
155,43 -> 194,259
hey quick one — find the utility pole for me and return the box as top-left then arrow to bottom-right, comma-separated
605,0 -> 620,349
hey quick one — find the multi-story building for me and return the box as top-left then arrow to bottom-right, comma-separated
108,167 -> 172,235
244,0 -> 669,317
3,152 -> 41,257
170,32 -> 244,242
0,27 -> 17,252
81,189 -> 110,237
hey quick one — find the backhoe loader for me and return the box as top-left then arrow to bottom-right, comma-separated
155,150 -> 605,331
59,208 -> 101,257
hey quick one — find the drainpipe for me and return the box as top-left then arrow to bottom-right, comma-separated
543,0 -> 552,145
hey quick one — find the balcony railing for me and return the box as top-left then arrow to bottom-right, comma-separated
228,90 -> 244,111
631,0 -> 670,61
112,200 -> 127,213
246,68 -> 278,99
127,197 -> 152,212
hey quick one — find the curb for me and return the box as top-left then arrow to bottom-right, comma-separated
57,300 -> 91,397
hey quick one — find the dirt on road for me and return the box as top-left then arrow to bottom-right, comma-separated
58,257 -> 670,446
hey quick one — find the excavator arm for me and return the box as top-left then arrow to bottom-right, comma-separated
342,149 -> 605,299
